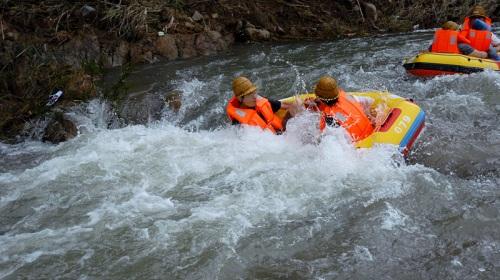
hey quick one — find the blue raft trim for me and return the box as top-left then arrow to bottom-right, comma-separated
399,110 -> 426,152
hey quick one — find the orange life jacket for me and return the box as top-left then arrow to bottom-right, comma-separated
460,16 -> 492,34
226,96 -> 284,134
460,17 -> 493,51
431,29 -> 470,53
314,90 -> 374,141
468,29 -> 493,51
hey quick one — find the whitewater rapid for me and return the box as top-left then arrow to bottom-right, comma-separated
1,29 -> 499,279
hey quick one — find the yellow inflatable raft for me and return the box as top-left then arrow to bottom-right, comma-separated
403,52 -> 500,77
278,91 -> 425,156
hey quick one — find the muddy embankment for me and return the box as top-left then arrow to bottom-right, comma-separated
1,0 -> 498,143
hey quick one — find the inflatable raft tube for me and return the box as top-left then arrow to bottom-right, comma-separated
403,52 -> 500,77
278,91 -> 425,156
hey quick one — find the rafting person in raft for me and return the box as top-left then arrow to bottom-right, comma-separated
226,76 -> 301,134
429,21 -> 474,54
457,5 -> 500,61
303,75 -> 375,142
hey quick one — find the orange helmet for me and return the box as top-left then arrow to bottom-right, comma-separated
314,76 -> 339,100
232,76 -> 257,98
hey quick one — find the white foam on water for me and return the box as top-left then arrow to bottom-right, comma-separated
249,51 -> 267,63
354,245 -> 374,262
0,49 -> 451,277
0,68 -> 447,277
2,120 -> 428,268
78,249 -> 95,267
170,76 -> 227,129
1,28 -> 499,279
206,58 -> 236,67
24,250 -> 43,263
0,226 -> 93,278
412,28 -> 435,33
66,99 -> 118,132
380,202 -> 408,230
126,188 -> 175,214
451,257 -> 463,267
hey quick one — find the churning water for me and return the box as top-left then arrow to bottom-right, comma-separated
1,30 -> 499,279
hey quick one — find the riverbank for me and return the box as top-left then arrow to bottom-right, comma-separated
1,0 -> 499,142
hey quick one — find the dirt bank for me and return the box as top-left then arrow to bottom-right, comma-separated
1,0 -> 499,142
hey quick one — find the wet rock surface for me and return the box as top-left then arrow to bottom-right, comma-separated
118,90 -> 182,125
245,27 -> 271,41
42,113 -> 78,144
155,35 -> 179,60
118,92 -> 166,125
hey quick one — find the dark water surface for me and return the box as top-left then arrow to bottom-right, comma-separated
1,30 -> 499,279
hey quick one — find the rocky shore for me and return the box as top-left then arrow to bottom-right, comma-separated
1,0 -> 498,143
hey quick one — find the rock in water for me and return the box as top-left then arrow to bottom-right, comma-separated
42,114 -> 77,144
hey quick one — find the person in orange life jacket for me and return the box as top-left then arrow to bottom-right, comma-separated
429,21 -> 471,53
226,76 -> 300,134
467,18 -> 500,60
462,5 -> 500,52
303,76 -> 375,142
458,5 -> 500,61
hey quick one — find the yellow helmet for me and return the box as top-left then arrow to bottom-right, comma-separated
232,76 -> 257,98
442,21 -> 459,31
470,5 -> 487,18
314,76 -> 339,100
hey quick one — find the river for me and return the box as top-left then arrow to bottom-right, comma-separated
1,29 -> 499,279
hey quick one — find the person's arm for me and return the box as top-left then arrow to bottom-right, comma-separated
268,98 -> 303,115
279,97 -> 304,117
457,33 -> 471,44
267,99 -> 282,113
